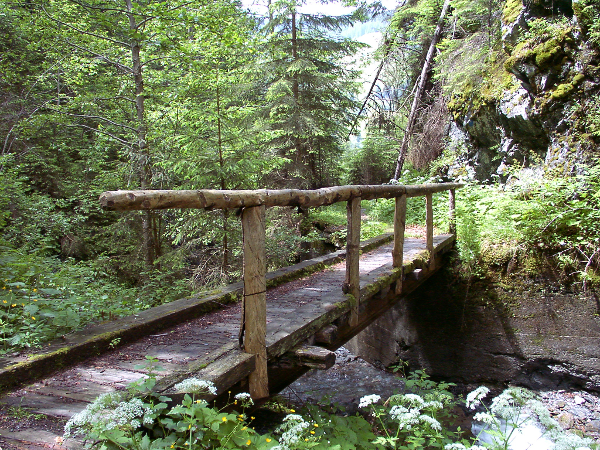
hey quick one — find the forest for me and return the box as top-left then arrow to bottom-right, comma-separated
1,0 -> 599,364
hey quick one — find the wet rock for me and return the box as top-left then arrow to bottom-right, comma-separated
587,420 -> 600,433
557,412 -> 574,429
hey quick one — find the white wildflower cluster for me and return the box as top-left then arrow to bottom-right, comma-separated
402,394 -> 425,407
273,414 -> 311,450
173,378 -> 217,395
64,393 -> 152,438
466,386 -> 489,410
472,412 -> 494,425
387,394 -> 442,432
444,445 -> 486,450
418,414 -> 442,431
234,392 -> 254,406
444,444 -> 467,450
423,400 -> 444,410
358,394 -> 381,408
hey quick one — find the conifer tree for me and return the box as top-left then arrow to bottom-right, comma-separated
256,0 -> 368,188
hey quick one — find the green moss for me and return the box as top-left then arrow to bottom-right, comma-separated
551,82 -> 576,99
502,0 -> 524,25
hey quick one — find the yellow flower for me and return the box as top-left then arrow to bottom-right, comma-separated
250,416 -> 255,420
32,316 -> 36,320
246,440 -> 251,446
305,439 -> 309,442
188,424 -> 191,429
242,427 -> 247,431
234,400 -> 238,405
313,423 -> 318,427
2,300 -> 6,304
33,299 -> 38,302
2,286 -> 5,290
170,445 -> 174,449
196,400 -> 202,404
289,409 -> 295,413
11,304 -> 16,307
33,288 -> 37,293
266,438 -> 272,443
222,417 -> 227,422
310,431 -> 315,435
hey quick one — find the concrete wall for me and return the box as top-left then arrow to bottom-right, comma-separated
347,270 -> 600,392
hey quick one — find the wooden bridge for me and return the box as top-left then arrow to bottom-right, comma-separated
0,183 -> 461,446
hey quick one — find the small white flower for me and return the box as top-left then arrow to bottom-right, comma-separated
403,393 -> 425,406
283,414 -> 303,422
358,394 -> 381,408
444,444 -> 466,450
419,414 -> 441,431
473,412 -> 495,424
234,392 -> 251,400
173,378 -> 217,395
466,386 -> 490,409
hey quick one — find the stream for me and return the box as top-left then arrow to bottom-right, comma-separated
277,348 -> 600,448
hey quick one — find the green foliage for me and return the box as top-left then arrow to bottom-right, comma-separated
64,367 -> 598,450
344,133 -> 397,185
573,0 -> 600,46
254,0 -> 366,188
453,162 -> 600,286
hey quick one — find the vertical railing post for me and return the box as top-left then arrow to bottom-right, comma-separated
448,188 -> 456,234
426,193 -> 434,268
241,205 -> 269,399
345,196 -> 361,326
392,194 -> 406,295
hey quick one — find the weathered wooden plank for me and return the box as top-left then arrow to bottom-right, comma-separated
99,183 -> 464,211
426,193 -> 434,268
345,197 -> 361,327
285,345 -> 336,370
242,205 -> 268,399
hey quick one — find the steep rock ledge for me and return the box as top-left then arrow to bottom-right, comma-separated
448,0 -> 600,180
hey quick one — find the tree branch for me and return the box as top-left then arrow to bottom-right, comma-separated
44,107 -> 139,132
42,6 -> 131,48
62,39 -> 133,73
66,124 -> 132,146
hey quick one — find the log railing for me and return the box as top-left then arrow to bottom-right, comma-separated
100,183 -> 462,399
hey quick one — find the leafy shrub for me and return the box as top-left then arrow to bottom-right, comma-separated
63,367 -> 598,450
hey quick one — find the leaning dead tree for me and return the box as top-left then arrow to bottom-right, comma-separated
392,0 -> 451,181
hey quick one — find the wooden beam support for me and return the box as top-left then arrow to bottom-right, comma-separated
285,345 -> 336,370
426,193 -> 434,268
314,325 -> 338,345
449,189 -> 456,234
241,205 -> 269,399
345,197 -> 361,327
392,194 -> 406,295
100,183 -> 464,211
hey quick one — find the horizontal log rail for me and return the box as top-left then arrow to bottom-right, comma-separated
99,183 -> 463,399
99,183 -> 464,211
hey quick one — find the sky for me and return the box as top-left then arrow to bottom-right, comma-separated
244,0 -> 399,17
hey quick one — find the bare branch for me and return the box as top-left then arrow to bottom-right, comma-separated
66,124 -> 132,146
64,39 -> 132,73
42,6 -> 131,48
44,107 -> 139,132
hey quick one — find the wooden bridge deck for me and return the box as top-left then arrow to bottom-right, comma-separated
0,233 -> 454,447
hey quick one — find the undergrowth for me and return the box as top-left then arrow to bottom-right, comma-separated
62,367 -> 597,449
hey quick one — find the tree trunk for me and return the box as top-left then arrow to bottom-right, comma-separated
125,0 -> 154,268
216,68 -> 229,273
392,0 -> 451,181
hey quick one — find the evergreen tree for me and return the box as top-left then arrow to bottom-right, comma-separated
255,0 -> 368,188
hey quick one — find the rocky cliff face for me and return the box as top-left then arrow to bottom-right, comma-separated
448,0 -> 600,181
